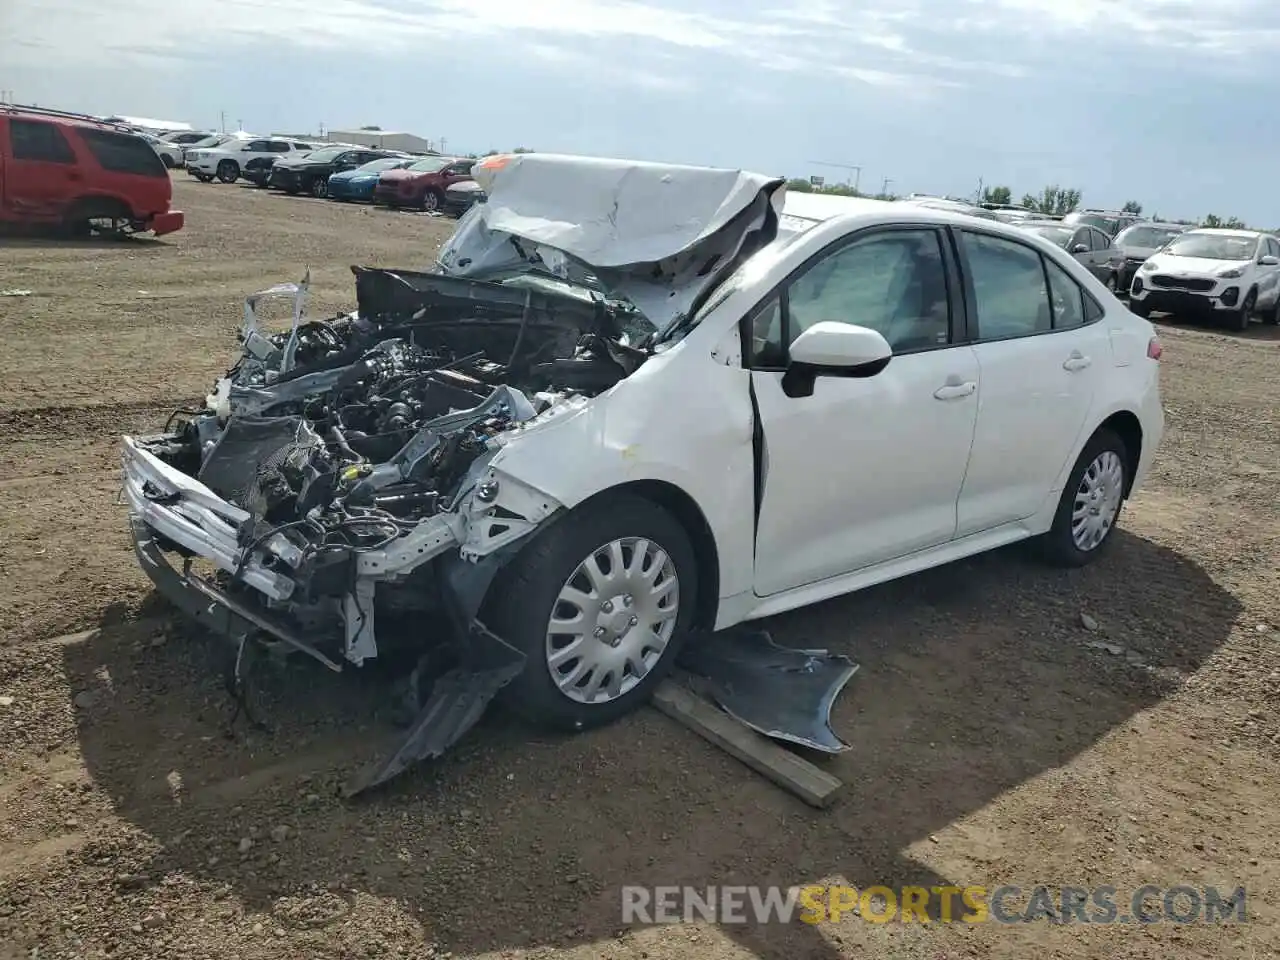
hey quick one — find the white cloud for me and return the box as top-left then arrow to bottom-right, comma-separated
4,0 -> 1277,90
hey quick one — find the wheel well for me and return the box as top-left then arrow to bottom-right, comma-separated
1097,411 -> 1142,496
573,481 -> 721,630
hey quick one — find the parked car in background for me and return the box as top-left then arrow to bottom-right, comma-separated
268,145 -> 406,197
186,137 -> 318,183
1017,219 -> 1124,291
979,203 -> 1040,224
442,178 -> 487,216
1113,222 -> 1189,291
902,196 -> 998,220
1129,228 -> 1280,330
326,156 -> 417,202
1062,209 -> 1142,239
242,142 -> 326,187
373,155 -> 475,211
0,104 -> 183,237
140,133 -> 184,169
159,130 -> 213,148
179,131 -> 253,164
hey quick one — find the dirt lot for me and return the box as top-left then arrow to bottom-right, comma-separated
1,177 -> 1278,960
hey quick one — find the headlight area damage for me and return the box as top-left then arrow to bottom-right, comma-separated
123,265 -> 645,793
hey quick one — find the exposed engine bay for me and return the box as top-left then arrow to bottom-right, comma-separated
123,264 -> 655,789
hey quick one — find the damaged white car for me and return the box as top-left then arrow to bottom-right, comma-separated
122,153 -> 1164,790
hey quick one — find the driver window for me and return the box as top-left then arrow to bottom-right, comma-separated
751,229 -> 950,365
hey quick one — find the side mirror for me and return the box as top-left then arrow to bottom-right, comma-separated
782,322 -> 892,398
1260,255 -> 1279,266
1071,243 -> 1090,254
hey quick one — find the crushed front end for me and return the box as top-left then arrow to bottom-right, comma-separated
122,264 -> 650,791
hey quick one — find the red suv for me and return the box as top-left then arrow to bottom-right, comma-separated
0,105 -> 184,237
372,156 -> 474,212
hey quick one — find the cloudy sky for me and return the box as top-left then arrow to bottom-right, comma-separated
2,0 -> 1277,224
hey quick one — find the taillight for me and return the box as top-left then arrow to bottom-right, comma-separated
1147,336 -> 1163,361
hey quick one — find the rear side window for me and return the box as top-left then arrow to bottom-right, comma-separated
960,232 -> 1051,338
266,141 -> 291,153
10,119 -> 76,163
78,129 -> 166,177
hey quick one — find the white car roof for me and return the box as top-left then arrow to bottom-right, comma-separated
1185,228 -> 1264,239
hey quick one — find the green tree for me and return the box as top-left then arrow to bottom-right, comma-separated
1122,200 -> 1143,214
1022,185 -> 1082,216
512,146 -> 534,153
1200,213 -> 1248,228
981,185 -> 1012,206
786,178 -> 814,193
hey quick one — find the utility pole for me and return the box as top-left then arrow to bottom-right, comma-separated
219,110 -> 226,134
880,177 -> 894,198
440,136 -> 447,155
809,160 -> 862,192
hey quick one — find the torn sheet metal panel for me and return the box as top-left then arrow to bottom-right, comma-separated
439,153 -> 786,331
677,629 -> 858,753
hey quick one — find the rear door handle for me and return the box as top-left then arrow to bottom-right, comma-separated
934,381 -> 976,400
1063,352 -> 1092,372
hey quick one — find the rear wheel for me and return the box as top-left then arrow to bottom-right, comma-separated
310,176 -> 329,199
62,198 -> 134,240
484,494 -> 697,730
420,189 -> 442,213
1040,429 -> 1129,567
215,159 -> 239,184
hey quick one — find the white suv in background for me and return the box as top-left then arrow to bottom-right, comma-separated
1129,228 -> 1280,330
186,137 -> 319,184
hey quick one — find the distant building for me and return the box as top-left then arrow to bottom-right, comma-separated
325,129 -> 437,154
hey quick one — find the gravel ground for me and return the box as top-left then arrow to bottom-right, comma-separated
0,177 -> 1278,959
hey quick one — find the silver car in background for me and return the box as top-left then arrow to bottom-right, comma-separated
1113,222 -> 1190,291
1016,220 -> 1125,292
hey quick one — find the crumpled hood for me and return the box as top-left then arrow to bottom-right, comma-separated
1145,253 -> 1248,276
436,153 -> 786,331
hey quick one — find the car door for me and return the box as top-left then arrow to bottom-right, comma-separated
1257,237 -> 1280,308
748,225 -> 981,596
953,230 -> 1109,536
1090,227 -> 1120,284
4,118 -> 82,218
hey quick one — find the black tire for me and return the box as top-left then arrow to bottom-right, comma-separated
484,494 -> 698,730
284,184 -> 300,196
310,176 -> 329,199
1105,273 -> 1119,295
1232,288 -> 1256,331
1040,428 -> 1129,568
1265,297 -> 1280,326
1129,300 -> 1151,319
420,189 -> 443,212
216,160 -> 239,184
194,173 -> 213,183
62,198 -> 133,240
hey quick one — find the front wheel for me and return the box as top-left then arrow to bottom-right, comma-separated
420,190 -> 442,213
1232,289 -> 1256,332
215,160 -> 239,184
1040,429 -> 1128,567
310,176 -> 329,198
484,494 -> 697,730
194,173 -> 213,183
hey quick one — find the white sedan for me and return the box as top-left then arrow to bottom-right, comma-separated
122,154 -> 1165,736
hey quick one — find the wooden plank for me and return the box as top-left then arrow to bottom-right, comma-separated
652,679 -> 845,809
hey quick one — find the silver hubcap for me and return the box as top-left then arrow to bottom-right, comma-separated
1072,451 -> 1124,551
423,193 -> 438,211
545,537 -> 679,704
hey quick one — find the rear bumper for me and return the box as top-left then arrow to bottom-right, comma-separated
148,211 -> 184,236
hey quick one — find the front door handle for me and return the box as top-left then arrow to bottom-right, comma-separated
934,381 -> 976,400
1063,352 -> 1092,372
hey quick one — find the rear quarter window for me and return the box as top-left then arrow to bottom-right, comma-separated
79,129 -> 167,177
10,119 -> 77,163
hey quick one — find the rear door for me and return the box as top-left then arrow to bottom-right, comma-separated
953,229 -> 1108,535
1090,227 -> 1120,284
4,118 -> 82,219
